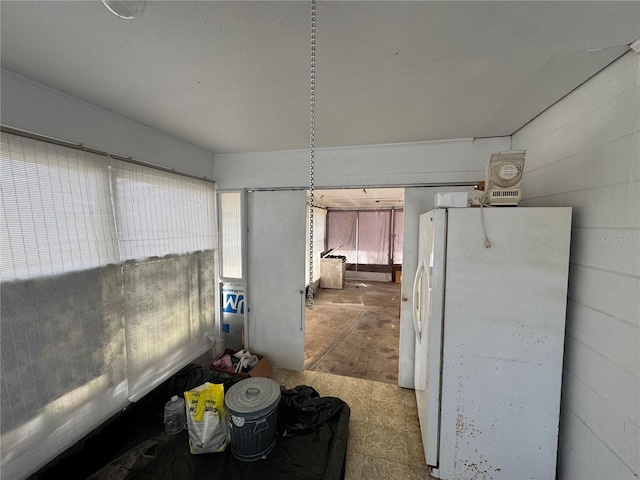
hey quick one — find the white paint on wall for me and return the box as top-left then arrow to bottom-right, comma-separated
512,49 -> 640,479
213,137 -> 510,190
1,69 -> 214,179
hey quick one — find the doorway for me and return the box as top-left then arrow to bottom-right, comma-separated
304,188 -> 404,384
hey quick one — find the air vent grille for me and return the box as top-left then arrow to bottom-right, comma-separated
491,190 -> 519,198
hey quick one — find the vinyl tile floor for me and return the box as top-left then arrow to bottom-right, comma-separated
270,367 -> 433,480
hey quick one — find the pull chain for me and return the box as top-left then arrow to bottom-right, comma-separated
307,0 -> 316,309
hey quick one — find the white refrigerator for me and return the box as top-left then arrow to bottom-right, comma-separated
413,206 -> 572,480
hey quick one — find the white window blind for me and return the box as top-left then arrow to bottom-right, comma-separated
114,163 -> 215,259
218,191 -> 242,279
0,132 -> 217,480
1,134 -> 119,280
113,161 -> 216,401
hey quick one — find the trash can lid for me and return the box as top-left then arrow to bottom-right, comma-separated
225,377 -> 281,417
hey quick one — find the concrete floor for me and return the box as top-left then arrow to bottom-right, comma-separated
304,279 -> 402,384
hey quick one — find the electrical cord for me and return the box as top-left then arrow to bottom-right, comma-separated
480,191 -> 492,248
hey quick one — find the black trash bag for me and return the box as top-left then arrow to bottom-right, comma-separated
277,385 -> 350,437
167,363 -> 241,398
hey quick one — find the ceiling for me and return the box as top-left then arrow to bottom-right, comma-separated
313,188 -> 405,209
1,1 -> 638,157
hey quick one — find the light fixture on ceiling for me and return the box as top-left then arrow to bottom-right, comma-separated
101,0 -> 146,20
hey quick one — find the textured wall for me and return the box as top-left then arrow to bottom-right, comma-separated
512,50 -> 639,479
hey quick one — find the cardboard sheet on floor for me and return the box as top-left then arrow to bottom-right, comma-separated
28,365 -> 350,480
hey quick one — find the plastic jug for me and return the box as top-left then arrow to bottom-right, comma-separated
164,395 -> 186,434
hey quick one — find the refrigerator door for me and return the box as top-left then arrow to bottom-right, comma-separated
412,259 -> 426,343
414,209 -> 447,468
414,215 -> 430,466
436,207 -> 572,479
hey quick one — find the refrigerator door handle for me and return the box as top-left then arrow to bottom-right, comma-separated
412,259 -> 426,342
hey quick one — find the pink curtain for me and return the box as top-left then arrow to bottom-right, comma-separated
326,210 -> 357,263
357,211 -> 390,264
392,210 -> 403,264
326,209 -> 402,266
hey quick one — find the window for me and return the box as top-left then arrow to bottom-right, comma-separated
115,163 -> 215,259
218,191 -> 243,279
1,136 -> 118,280
1,132 -> 217,480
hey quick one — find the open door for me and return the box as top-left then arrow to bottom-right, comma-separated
247,190 -> 306,370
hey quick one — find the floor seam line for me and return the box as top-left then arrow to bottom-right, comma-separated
306,310 -> 367,371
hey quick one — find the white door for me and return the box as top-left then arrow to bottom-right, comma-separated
247,190 -> 306,370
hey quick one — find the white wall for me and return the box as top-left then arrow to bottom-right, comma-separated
217,135 -> 511,388
214,137 -> 510,190
1,69 -> 214,179
512,50 -> 639,480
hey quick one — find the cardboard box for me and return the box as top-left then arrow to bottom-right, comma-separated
206,348 -> 272,379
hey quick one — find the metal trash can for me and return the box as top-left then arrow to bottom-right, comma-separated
224,377 -> 281,461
